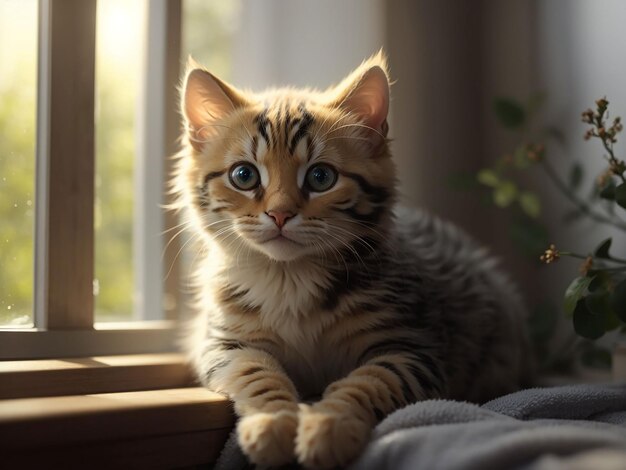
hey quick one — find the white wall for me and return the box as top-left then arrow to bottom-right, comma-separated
232,0 -> 385,90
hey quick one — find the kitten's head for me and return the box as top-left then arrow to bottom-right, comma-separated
177,52 -> 396,263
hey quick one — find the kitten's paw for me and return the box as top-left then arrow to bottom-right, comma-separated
237,410 -> 298,466
296,404 -> 372,469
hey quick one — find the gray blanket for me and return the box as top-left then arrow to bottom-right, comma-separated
214,384 -> 626,470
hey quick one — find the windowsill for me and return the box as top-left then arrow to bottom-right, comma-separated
0,353 -> 194,399
0,355 -> 234,466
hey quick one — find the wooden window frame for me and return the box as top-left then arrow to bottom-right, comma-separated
0,0 -> 184,361
0,5 -> 233,464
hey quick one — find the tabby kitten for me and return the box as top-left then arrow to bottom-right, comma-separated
176,52 -> 530,469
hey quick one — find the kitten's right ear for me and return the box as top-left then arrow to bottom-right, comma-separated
182,59 -> 246,151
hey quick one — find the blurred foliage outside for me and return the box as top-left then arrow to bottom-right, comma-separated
0,0 -> 37,326
93,0 -> 143,321
0,0 -> 240,326
183,0 -> 241,82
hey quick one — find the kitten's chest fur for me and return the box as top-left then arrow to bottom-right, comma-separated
269,315 -> 347,398
214,258 -> 351,395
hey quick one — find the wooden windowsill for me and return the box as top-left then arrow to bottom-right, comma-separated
0,387 -> 234,467
0,353 -> 194,399
0,354 -> 234,466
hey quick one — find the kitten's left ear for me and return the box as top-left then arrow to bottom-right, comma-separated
330,52 -> 390,142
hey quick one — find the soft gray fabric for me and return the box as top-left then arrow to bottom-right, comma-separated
351,383 -> 626,470
483,383 -> 626,421
214,384 -> 626,470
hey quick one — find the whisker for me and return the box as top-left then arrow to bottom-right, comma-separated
328,224 -> 378,255
161,224 -> 192,262
161,219 -> 192,235
325,122 -> 385,140
310,112 -> 351,149
324,135 -> 371,144
165,230 -> 202,281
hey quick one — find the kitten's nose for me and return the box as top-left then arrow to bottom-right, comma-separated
266,210 -> 295,228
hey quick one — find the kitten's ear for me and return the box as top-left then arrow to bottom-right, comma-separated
182,58 -> 247,151
330,52 -> 390,143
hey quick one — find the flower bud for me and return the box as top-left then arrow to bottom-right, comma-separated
540,244 -> 560,264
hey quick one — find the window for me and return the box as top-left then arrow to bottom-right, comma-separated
0,0 -> 38,328
94,0 -> 144,322
0,0 -> 240,360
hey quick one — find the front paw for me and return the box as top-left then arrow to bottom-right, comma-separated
237,410 -> 298,467
296,405 -> 372,469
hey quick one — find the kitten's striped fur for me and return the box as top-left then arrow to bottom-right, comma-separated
175,52 -> 531,468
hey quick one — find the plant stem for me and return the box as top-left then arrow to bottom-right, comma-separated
540,158 -> 626,231
601,138 -> 626,183
559,252 -> 589,260
560,252 -> 626,271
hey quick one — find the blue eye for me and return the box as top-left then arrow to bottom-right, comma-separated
306,164 -> 337,192
229,163 -> 260,190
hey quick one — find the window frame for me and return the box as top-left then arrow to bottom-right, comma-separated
0,0 -> 184,360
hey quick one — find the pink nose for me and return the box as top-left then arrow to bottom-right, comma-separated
266,210 -> 295,228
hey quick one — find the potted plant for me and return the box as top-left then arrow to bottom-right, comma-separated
457,96 -> 626,378
540,98 -> 626,379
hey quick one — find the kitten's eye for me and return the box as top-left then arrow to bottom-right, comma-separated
305,164 -> 337,192
229,163 -> 260,190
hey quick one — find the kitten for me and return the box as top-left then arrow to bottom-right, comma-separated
175,52 -> 531,469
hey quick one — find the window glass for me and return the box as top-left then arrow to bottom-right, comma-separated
0,0 -> 38,327
94,0 -> 241,322
183,0 -> 241,81
94,0 -> 144,321
174,0 -> 241,297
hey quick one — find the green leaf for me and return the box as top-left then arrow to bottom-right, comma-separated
589,271 -> 611,292
610,279 -> 626,322
569,163 -> 583,189
594,238 -> 612,259
573,299 -> 605,339
493,181 -> 517,207
614,183 -> 626,209
585,291 -> 612,317
477,169 -> 500,187
599,183 -> 615,200
518,192 -> 541,218
494,98 -> 526,129
586,289 -> 620,331
564,276 -> 594,316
